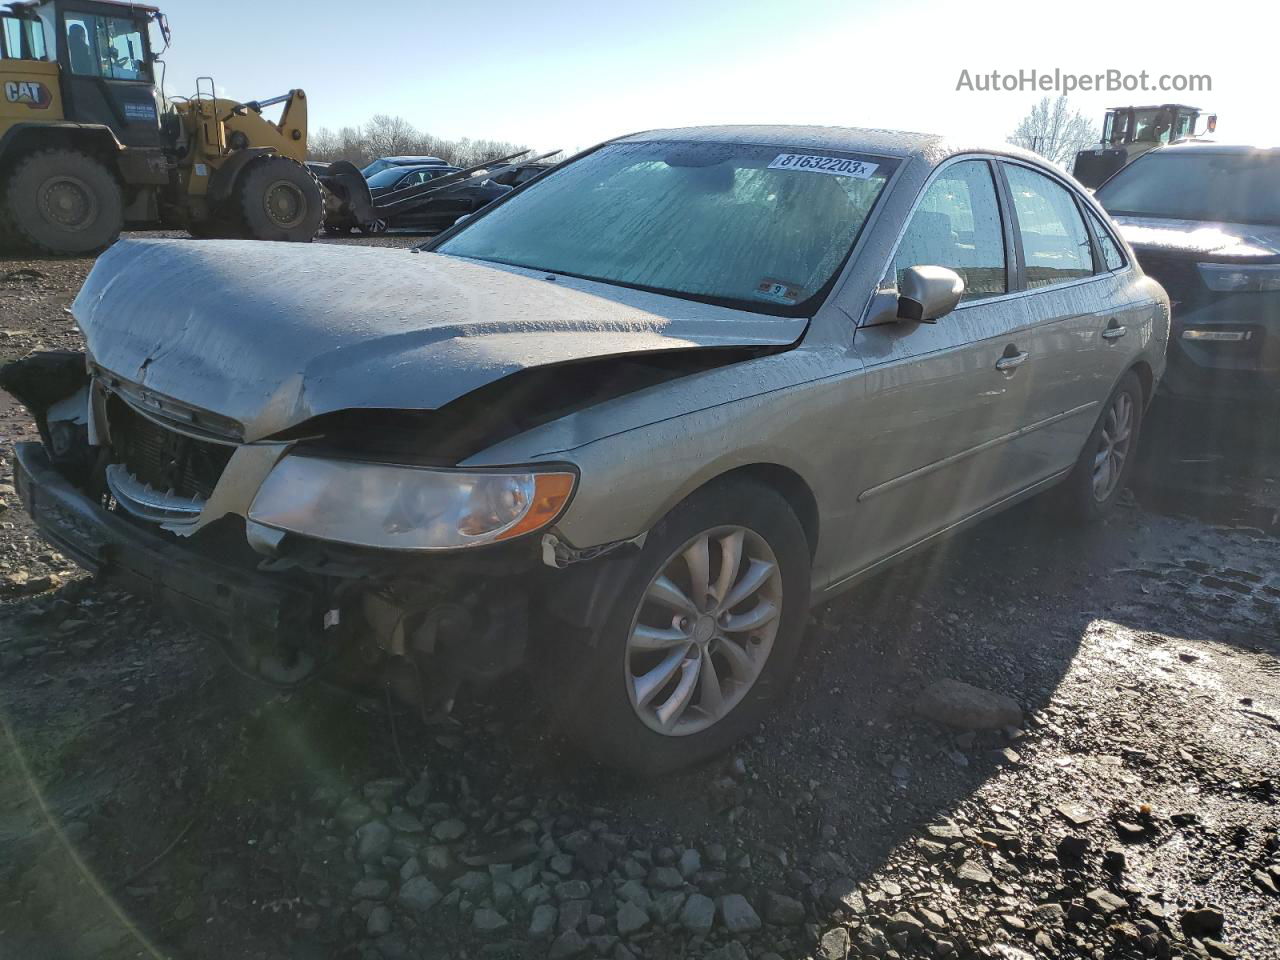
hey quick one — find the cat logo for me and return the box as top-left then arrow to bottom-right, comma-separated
3,80 -> 52,109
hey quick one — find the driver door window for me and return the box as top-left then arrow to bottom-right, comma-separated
891,160 -> 1007,301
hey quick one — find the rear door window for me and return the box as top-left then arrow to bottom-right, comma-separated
892,159 -> 1007,301
1003,163 -> 1094,288
1086,208 -> 1126,271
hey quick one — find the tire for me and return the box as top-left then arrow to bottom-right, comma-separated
544,479 -> 812,777
3,148 -> 123,255
1059,370 -> 1144,521
236,156 -> 324,242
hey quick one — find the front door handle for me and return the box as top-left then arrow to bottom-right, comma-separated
995,350 -> 1030,372
1102,323 -> 1128,341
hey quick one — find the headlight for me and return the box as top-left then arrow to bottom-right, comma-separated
1197,262 -> 1280,292
247,456 -> 576,551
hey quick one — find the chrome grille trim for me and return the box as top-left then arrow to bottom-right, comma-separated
105,463 -> 205,525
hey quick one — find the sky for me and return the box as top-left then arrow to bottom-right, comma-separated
150,0 -> 1275,157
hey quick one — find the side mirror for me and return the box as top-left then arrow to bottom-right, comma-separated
897,266 -> 964,322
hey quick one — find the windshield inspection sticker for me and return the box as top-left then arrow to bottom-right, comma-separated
768,154 -> 879,178
755,278 -> 802,304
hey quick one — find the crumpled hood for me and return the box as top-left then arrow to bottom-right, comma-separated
1111,215 -> 1280,260
74,239 -> 805,442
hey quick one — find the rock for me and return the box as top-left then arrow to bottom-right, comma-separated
473,908 -> 509,935
718,893 -> 761,933
352,877 -> 391,900
914,679 -> 1022,730
356,821 -> 392,862
706,944 -> 749,960
676,847 -> 701,877
576,841 -> 611,876
764,891 -> 806,925
550,853 -> 574,876
1202,939 -> 1237,959
422,845 -> 451,872
824,877 -> 866,915
1086,888 -> 1127,916
1181,906 -> 1225,938
1032,903 -> 1065,924
367,905 -> 393,937
819,926 -> 851,960
1114,820 -> 1148,841
1057,834 -> 1090,862
555,879 -> 591,901
397,876 -> 442,913
548,930 -> 588,960
680,893 -> 715,934
453,871 -> 490,896
616,880 -> 652,909
1056,803 -> 1097,827
530,904 -> 558,940
399,857 -> 421,881
431,818 -> 467,842
386,810 -> 424,834
1103,848 -> 1127,874
616,901 -> 650,936
559,899 -> 591,933
1253,870 -> 1279,896
955,861 -> 992,885
887,911 -> 925,937
648,866 -> 684,890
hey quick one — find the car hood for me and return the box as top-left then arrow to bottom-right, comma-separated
1110,215 -> 1280,260
73,239 -> 805,442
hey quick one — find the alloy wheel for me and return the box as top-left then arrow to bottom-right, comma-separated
1092,390 -> 1134,502
625,525 -> 783,736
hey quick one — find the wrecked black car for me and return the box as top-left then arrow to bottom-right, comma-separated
1097,142 -> 1280,405
4,126 -> 1167,775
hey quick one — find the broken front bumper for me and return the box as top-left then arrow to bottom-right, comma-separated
13,442 -> 324,647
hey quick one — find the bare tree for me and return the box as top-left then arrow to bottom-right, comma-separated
1008,96 -> 1099,167
307,115 -> 539,170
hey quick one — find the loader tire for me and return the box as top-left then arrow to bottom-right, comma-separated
237,156 -> 323,242
3,148 -> 123,255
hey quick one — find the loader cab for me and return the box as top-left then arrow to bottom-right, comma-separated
1073,103 -> 1212,189
5,0 -> 166,147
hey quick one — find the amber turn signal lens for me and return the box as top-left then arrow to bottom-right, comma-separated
494,472 -> 576,542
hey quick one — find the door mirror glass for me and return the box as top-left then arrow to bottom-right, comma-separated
897,265 -> 964,322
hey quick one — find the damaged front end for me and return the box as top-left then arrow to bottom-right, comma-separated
1,350 -> 655,716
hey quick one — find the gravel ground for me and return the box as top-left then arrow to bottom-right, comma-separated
1,233 -> 1278,960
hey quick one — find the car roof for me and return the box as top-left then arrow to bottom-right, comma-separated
384,156 -> 447,165
385,163 -> 460,173
1148,141 -> 1280,156
612,124 -> 1044,168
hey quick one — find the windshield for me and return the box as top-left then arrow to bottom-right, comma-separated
1097,151 -> 1280,226
436,140 -> 896,314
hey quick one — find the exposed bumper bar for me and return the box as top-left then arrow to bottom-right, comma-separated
13,442 -> 322,646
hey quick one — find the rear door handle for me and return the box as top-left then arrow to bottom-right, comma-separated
1102,322 -> 1127,340
995,350 -> 1030,372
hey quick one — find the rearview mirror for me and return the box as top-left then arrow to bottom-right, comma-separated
897,266 -> 964,323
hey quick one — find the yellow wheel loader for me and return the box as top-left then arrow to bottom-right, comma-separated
0,0 -> 323,254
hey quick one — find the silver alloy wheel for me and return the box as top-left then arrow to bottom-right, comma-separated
1092,390 -> 1134,502
625,525 -> 783,736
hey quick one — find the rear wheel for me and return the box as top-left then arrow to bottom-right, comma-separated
544,479 -> 811,777
3,148 -> 123,255
236,156 -> 323,242
1059,370 -> 1144,521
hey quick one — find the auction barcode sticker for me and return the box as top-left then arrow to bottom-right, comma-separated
768,154 -> 879,178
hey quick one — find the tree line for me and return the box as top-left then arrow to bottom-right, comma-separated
308,114 -> 560,169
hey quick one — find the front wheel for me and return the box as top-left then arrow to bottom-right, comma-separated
236,157 -> 324,242
544,479 -> 811,777
3,148 -> 123,255
1059,370 -> 1144,521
